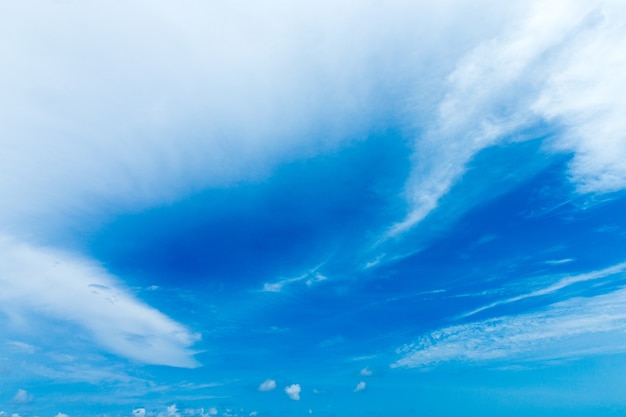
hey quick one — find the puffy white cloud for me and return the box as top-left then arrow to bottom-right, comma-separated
353,381 -> 367,392
0,234 -> 200,367
359,367 -> 373,376
55,413 -> 69,417
285,384 -> 301,401
258,379 -> 277,392
12,389 -> 31,404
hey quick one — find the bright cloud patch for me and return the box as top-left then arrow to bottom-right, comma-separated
285,384 -> 301,401
258,379 -> 277,392
353,381 -> 366,392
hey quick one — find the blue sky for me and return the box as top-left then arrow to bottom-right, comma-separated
2,1 -> 626,416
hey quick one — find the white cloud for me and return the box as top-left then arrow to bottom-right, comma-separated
394,282 -> 626,368
207,408 -> 218,416
249,412 -> 258,417
285,384 -> 301,401
133,409 -> 146,417
0,0 -> 507,238
55,413 -> 69,417
359,367 -> 373,376
353,381 -> 367,392
258,379 -> 277,392
0,234 -> 200,367
533,1 -> 626,193
12,389 -> 32,404
392,0 -> 626,235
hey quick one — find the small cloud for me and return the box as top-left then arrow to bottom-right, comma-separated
349,354 -> 377,362
318,335 -> 345,348
55,413 -> 69,417
353,381 -> 366,392
207,408 -> 218,416
359,367 -> 373,377
545,258 -> 574,265
12,389 -> 32,404
12,414 -> 21,417
132,409 -> 146,417
258,379 -> 276,392
166,404 -> 180,417
285,384 -> 301,400
6,341 -> 37,354
249,412 -> 258,417
146,285 -> 160,291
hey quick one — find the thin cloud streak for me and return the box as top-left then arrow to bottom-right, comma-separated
395,268 -> 626,368
462,261 -> 626,318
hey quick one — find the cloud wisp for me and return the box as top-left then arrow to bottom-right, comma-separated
463,261 -> 626,317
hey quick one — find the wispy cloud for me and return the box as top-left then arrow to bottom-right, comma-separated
261,268 -> 327,293
544,258 -> 575,265
463,261 -> 626,317
0,234 -> 199,367
394,283 -> 626,368
390,0 -> 626,236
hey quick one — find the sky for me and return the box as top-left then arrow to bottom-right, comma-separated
2,0 -> 626,416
